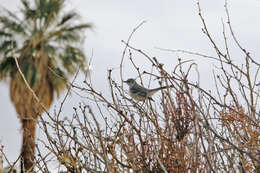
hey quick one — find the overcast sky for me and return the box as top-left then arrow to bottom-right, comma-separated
1,0 -> 260,167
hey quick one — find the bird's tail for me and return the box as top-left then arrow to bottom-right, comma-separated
149,85 -> 173,95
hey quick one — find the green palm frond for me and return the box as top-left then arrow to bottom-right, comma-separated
36,0 -> 64,27
49,23 -> 91,43
21,59 -> 38,87
23,0 -> 63,19
0,16 -> 26,35
52,30 -> 80,43
44,44 -> 57,57
24,9 -> 37,21
21,0 -> 30,10
21,0 -> 37,21
65,24 -> 92,32
0,56 -> 15,79
1,6 -> 25,26
0,31 -> 12,38
60,46 -> 86,73
47,66 -> 67,95
58,12 -> 78,26
0,40 -> 17,55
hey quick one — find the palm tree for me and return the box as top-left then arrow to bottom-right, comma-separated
0,0 -> 91,172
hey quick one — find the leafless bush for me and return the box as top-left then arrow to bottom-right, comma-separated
35,2 -> 260,171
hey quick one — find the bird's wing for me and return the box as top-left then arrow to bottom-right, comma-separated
130,85 -> 148,97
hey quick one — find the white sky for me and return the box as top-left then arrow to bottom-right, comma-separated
1,0 -> 260,167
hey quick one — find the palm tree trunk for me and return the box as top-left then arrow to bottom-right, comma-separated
20,118 -> 37,173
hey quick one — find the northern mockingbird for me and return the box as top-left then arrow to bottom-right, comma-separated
124,78 -> 171,101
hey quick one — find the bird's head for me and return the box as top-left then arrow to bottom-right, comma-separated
123,78 -> 136,87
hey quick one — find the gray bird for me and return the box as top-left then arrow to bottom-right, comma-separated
124,78 -> 171,101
